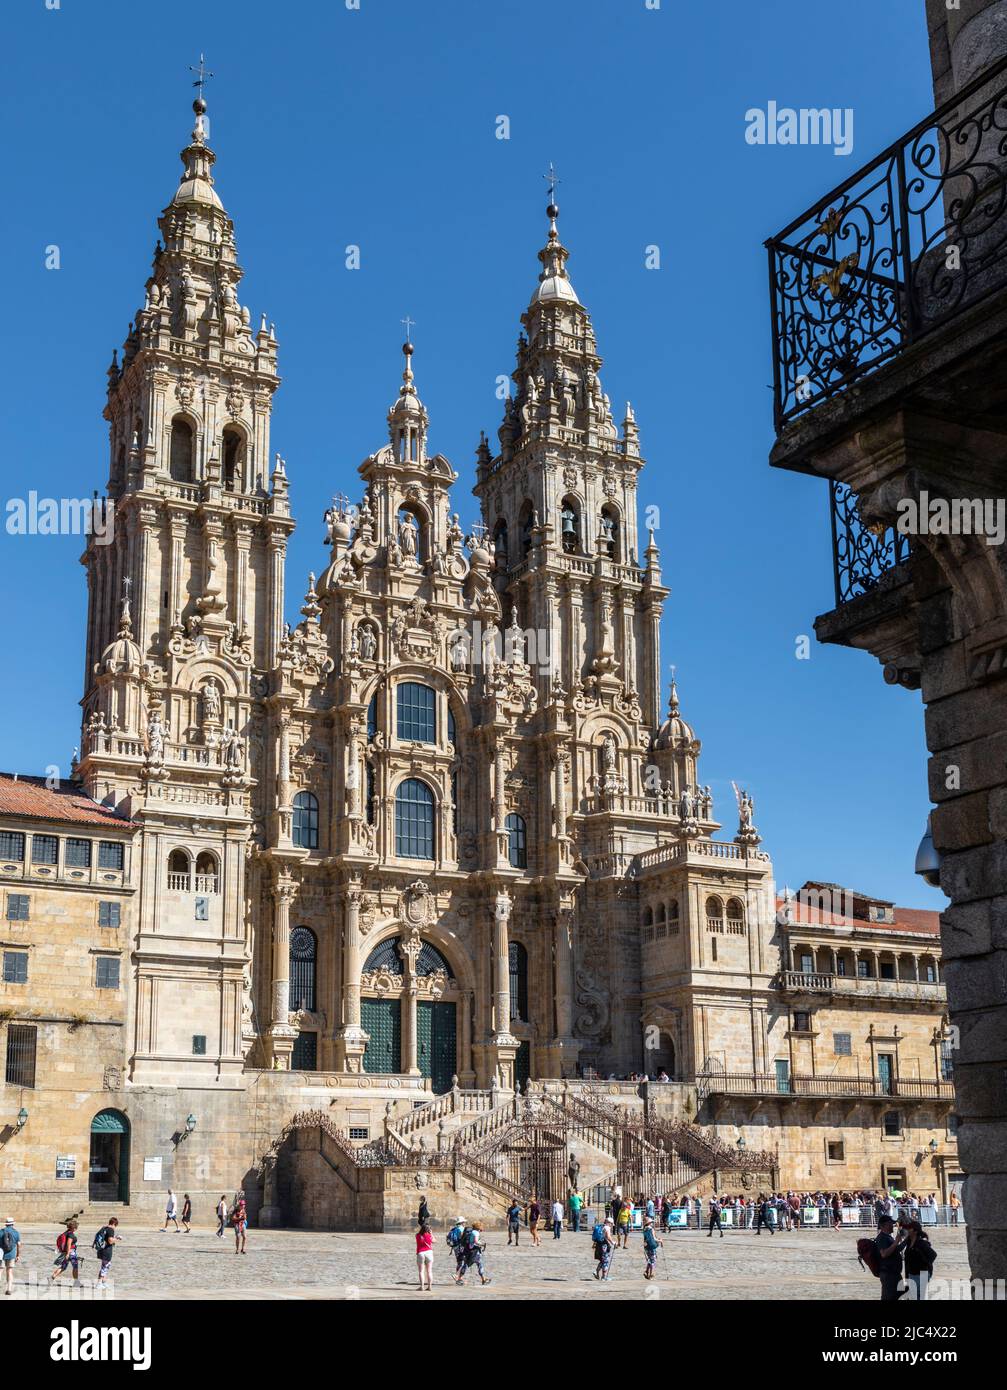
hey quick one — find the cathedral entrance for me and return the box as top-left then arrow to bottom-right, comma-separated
417,1000 -> 456,1094
88,1109 -> 130,1204
361,998 -> 401,1074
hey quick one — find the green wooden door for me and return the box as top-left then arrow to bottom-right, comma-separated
417,1000 -> 456,1094
362,997 -> 401,1074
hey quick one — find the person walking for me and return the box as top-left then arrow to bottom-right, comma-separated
216,1194 -> 228,1238
642,1217 -> 663,1280
551,1197 -> 564,1240
161,1189 -> 180,1232
415,1220 -> 434,1291
1,1219 -> 21,1295
232,1193 -> 248,1254
181,1193 -> 192,1233
92,1217 -> 120,1289
949,1190 -> 960,1226
455,1222 -> 490,1286
528,1197 -> 541,1246
569,1188 -> 583,1233
506,1199 -> 522,1246
417,1196 -> 431,1228
616,1197 -> 632,1248
50,1219 -> 81,1287
447,1217 -> 467,1279
755,1194 -> 775,1236
592,1216 -> 615,1281
707,1195 -> 724,1238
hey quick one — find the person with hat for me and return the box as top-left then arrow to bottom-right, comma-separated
875,1214 -> 907,1302
1,1219 -> 21,1295
642,1217 -> 663,1280
446,1217 -> 467,1280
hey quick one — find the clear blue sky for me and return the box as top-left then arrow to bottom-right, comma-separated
1,0 -> 940,907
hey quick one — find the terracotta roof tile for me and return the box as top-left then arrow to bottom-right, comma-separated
777,895 -> 940,937
0,774 -> 134,829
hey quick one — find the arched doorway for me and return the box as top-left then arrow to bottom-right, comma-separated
89,1109 -> 130,1204
360,934 -> 461,1092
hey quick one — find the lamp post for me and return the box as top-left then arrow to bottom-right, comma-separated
14,1108 -> 28,1133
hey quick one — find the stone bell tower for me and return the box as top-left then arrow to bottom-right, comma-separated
77,88 -> 293,1083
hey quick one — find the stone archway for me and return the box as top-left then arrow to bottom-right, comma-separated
89,1108 -> 130,1204
359,929 -> 468,1092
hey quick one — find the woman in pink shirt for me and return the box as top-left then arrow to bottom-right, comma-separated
415,1220 -> 434,1290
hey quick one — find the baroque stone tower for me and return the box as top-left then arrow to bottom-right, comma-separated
77,93 -> 292,1082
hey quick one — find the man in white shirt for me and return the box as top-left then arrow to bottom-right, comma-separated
551,1198 -> 564,1240
161,1189 -> 180,1233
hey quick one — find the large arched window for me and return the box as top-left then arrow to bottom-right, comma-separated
599,505 -> 619,559
726,897 -> 745,935
395,779 -> 434,860
167,848 -> 190,891
506,812 -> 527,869
222,426 -> 244,492
289,926 -> 317,1012
292,791 -> 319,849
509,941 -> 529,1021
560,498 -> 580,554
493,520 -> 509,569
194,850 -> 218,894
367,694 -> 378,739
397,682 -> 436,743
169,417 -> 194,483
705,895 -> 724,933
365,765 -> 376,826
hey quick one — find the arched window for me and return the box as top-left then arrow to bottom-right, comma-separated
451,771 -> 459,835
194,851 -> 218,894
506,812 -> 527,869
169,417 -> 194,483
397,682 -> 435,743
367,694 -> 377,739
509,941 -> 528,1021
289,926 -> 317,1012
705,896 -> 724,933
447,706 -> 457,748
493,520 -> 509,568
519,502 -> 535,556
167,848 -> 190,891
417,940 -> 454,977
599,505 -> 619,559
560,498 -> 580,554
668,897 -> 680,934
726,897 -> 745,935
365,765 -> 376,826
642,906 -> 653,928
222,426 -> 244,492
655,902 -> 667,939
292,791 -> 319,850
395,779 -> 434,860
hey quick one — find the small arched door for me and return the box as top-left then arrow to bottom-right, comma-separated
89,1108 -> 130,1204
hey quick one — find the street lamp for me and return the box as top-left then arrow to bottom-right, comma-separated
185,1113 -> 197,1136
736,1135 -> 746,1149
14,1108 -> 27,1132
915,815 -> 941,887
929,1138 -> 939,1154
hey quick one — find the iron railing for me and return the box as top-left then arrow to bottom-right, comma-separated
699,1072 -> 955,1102
767,53 -> 1007,429
830,480 -> 912,604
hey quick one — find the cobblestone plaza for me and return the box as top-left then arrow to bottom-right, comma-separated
2,1223 -> 972,1302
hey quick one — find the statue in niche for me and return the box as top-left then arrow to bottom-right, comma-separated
202,679 -> 221,724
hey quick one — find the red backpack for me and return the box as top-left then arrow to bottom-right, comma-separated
857,1237 -> 881,1277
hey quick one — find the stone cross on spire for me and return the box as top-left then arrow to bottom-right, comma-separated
401,315 -> 415,344
543,162 -> 561,202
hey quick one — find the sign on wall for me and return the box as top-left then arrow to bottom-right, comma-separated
55,1156 -> 75,1180
143,1157 -> 163,1182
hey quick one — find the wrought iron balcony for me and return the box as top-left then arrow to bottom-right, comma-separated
699,1071 -> 954,1102
767,52 -> 1007,430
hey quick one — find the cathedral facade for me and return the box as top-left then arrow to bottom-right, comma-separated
0,96 -> 957,1223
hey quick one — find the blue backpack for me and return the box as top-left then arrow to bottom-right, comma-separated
591,1221 -> 606,1244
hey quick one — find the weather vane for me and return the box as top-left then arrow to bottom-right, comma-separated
189,53 -> 214,102
543,162 -> 561,201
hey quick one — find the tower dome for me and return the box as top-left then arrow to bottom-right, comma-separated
654,678 -> 696,749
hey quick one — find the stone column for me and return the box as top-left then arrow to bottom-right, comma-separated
267,873 -> 297,1067
553,751 -> 567,837
334,879 -> 369,1072
400,930 -> 421,1076
266,533 -> 286,670
493,889 -> 512,1036
546,900 -> 579,1078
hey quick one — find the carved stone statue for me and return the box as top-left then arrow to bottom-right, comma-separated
601,732 -> 618,772
358,624 -> 377,661
146,706 -> 166,762
568,1152 -> 580,1190
399,513 -> 418,558
203,679 -> 221,723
